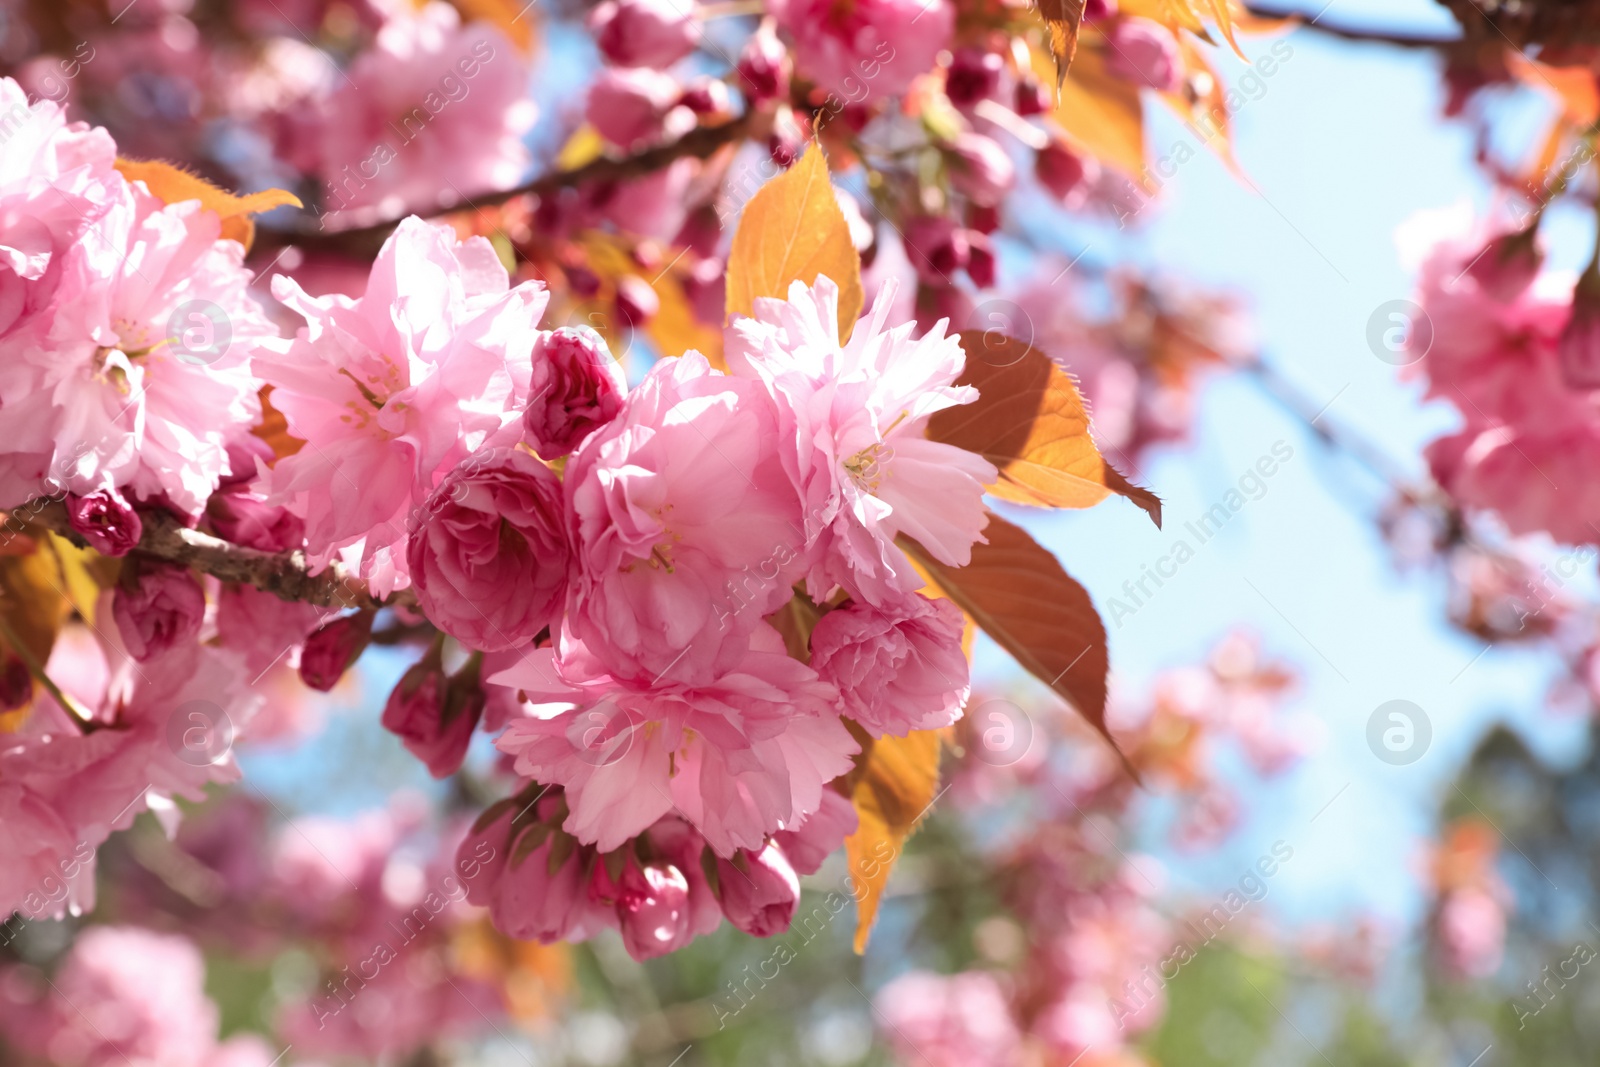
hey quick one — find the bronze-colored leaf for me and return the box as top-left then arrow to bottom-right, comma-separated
1035,0 -> 1088,87
1031,43 -> 1146,177
926,332 -> 1161,525
115,158 -> 302,252
843,729 -> 942,953
725,144 -> 863,341
902,514 -> 1118,756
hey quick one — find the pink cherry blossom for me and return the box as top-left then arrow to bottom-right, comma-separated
591,0 -> 699,69
407,448 -> 570,652
0,623 -> 259,922
585,66 -> 697,152
256,216 -> 548,594
770,0 -> 953,103
287,2 -> 534,225
492,632 -> 856,857
810,593 -> 969,736
714,840 -> 800,936
111,562 -> 205,661
0,161 -> 273,515
1106,17 -> 1182,91
563,349 -> 808,686
726,276 -> 996,606
522,326 -> 628,459
875,970 -> 1022,1067
1,927 -> 229,1067
0,77 -> 118,345
771,788 -> 857,874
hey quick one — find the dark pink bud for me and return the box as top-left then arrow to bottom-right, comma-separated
112,562 -> 205,662
1036,138 -> 1099,207
967,231 -> 997,289
591,0 -> 699,68
903,215 -> 969,284
945,48 -> 1003,109
207,491 -> 305,552
1561,265 -> 1600,391
679,77 -> 731,116
524,329 -> 628,459
736,22 -> 790,104
715,842 -> 799,937
945,132 -> 1015,208
0,652 -> 32,712
1466,228 -> 1542,303
65,489 -> 141,557
381,648 -> 484,778
299,610 -> 375,692
1085,0 -> 1116,20
1014,76 -> 1051,116
614,274 -> 660,327
1106,17 -> 1182,92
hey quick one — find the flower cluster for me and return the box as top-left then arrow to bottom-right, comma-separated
0,77 -> 999,958
1404,210 -> 1600,545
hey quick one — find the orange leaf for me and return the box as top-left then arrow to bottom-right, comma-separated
253,387 -> 306,464
1032,44 -> 1145,177
726,144 -> 864,341
926,332 -> 1162,524
1035,0 -> 1088,87
1507,53 -> 1600,126
844,729 -> 942,953
1200,0 -> 1245,57
1162,37 -> 1244,177
901,515 -> 1118,757
114,158 -> 302,252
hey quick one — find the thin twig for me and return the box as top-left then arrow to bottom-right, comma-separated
255,114 -> 755,254
1243,3 -> 1461,49
22,498 -> 410,612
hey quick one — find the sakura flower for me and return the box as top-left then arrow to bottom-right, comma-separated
522,326 -> 628,458
492,630 -> 856,857
591,0 -> 700,69
714,840 -> 800,936
0,622 -> 260,922
256,216 -> 548,594
0,76 -> 119,345
111,561 -> 205,662
563,350 -> 808,686
0,154 -> 273,514
17,927 -> 223,1067
594,853 -> 697,960
287,2 -> 534,224
585,66 -> 697,152
875,970 -> 1022,1067
809,592 -> 969,736
726,276 -> 996,606
1105,17 -> 1182,91
459,795 -> 607,944
771,787 -> 857,874
770,0 -> 952,103
407,448 -> 570,652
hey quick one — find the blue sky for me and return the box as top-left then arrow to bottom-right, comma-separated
1001,0 -> 1597,933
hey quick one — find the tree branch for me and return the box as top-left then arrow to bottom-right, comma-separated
1244,3 -> 1461,49
25,498 -> 409,612
256,114 -> 755,255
